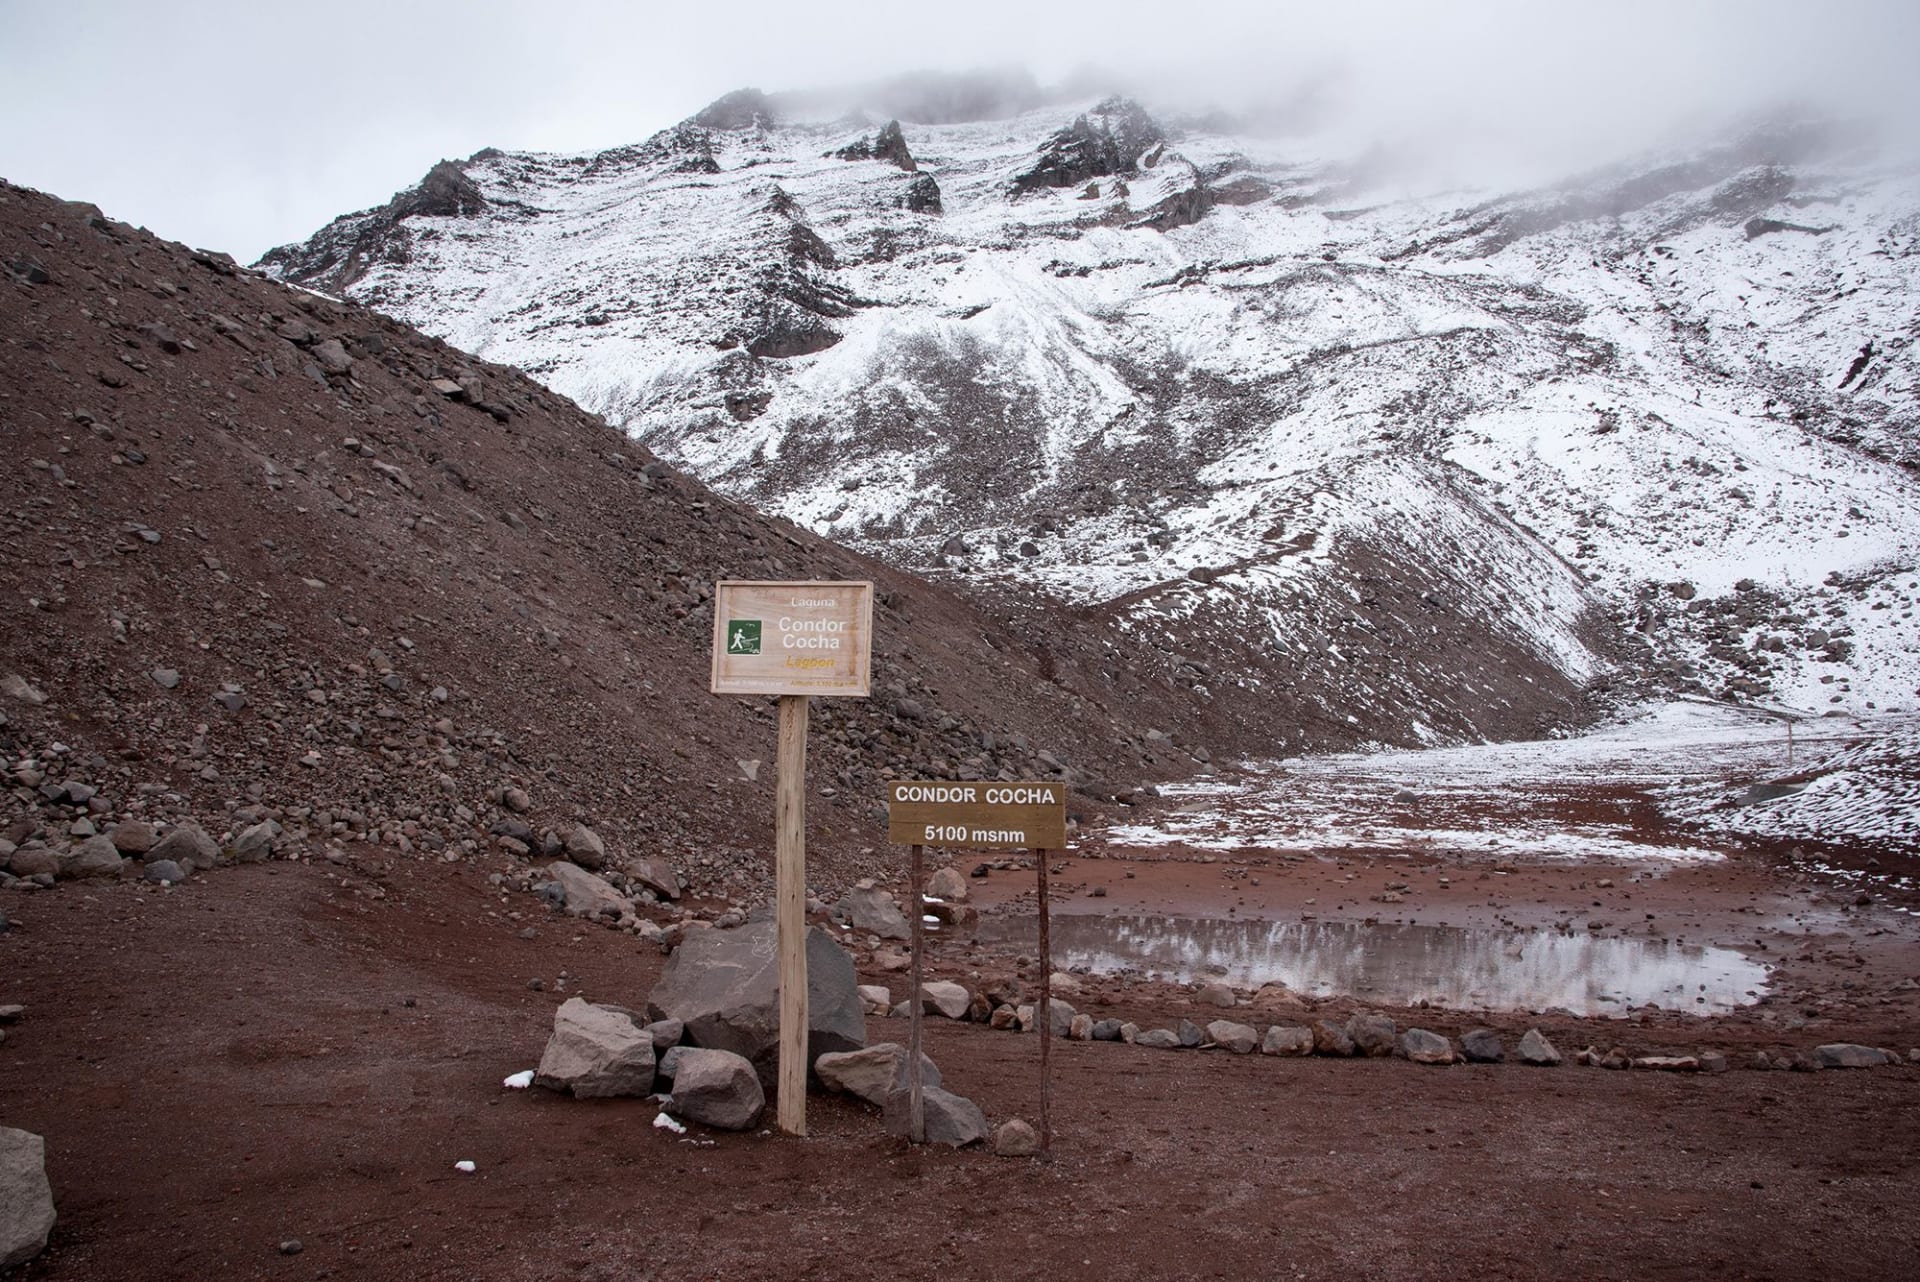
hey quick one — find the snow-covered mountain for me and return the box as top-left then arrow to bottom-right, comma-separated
260,86 -> 1920,750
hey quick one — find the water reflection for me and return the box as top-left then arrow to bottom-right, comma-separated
975,914 -> 1768,1016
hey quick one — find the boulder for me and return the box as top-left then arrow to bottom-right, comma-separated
1461,1028 -> 1505,1063
926,866 -> 968,902
1632,1056 -> 1700,1072
1347,1012 -> 1398,1057
148,821 -> 219,870
1207,1020 -> 1258,1054
815,1043 -> 942,1106
1312,1020 -> 1356,1057
143,859 -> 186,884
630,856 -> 682,900
1068,1013 -> 1094,1041
1197,982 -> 1237,1008
1091,1018 -> 1125,1042
918,981 -> 971,1019
1046,999 -> 1077,1037
1177,1018 -> 1206,1048
564,825 -> 606,871
7,848 -> 58,879
647,921 -> 864,1085
230,820 -> 279,862
1400,1029 -> 1455,1064
883,1085 -> 988,1147
857,984 -> 892,1015
1517,1028 -> 1562,1066
0,1128 -> 54,1271
644,1018 -> 684,1051
1262,1025 -> 1313,1056
61,835 -> 124,879
534,998 -> 656,1097
1134,1028 -> 1181,1049
993,1119 -> 1041,1157
666,1048 -> 764,1130
1813,1043 -> 1888,1069
107,820 -> 156,855
539,861 -> 631,918
836,885 -> 910,940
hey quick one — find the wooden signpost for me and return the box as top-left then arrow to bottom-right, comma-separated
886,779 -> 1068,1151
712,581 -> 873,1137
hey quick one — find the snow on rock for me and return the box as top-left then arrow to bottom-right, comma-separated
260,90 -> 1920,747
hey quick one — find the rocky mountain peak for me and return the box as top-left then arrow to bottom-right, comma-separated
1013,96 -> 1165,194
691,88 -> 776,132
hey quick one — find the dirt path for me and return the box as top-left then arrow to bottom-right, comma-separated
3,853 -> 1918,1281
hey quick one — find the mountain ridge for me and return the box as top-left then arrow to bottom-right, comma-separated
257,86 -> 1920,739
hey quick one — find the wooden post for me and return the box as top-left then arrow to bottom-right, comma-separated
775,694 -> 810,1137
908,842 -> 926,1143
1036,846 -> 1052,1154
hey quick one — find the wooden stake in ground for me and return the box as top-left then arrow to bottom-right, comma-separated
908,841 -> 926,1144
775,693 -> 810,1137
1036,845 -> 1052,1154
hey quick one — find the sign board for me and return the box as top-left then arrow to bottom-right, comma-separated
710,581 -> 873,697
887,780 -> 1067,850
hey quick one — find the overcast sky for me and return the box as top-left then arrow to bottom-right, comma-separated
2,0 -> 1916,263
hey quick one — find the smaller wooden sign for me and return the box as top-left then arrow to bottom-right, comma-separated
710,581 -> 873,698
887,780 -> 1067,850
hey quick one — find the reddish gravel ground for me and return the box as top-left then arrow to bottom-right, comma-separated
3,835 -> 1918,1282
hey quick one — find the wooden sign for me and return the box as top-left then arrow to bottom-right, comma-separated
886,781 -> 1067,849
710,581 -> 873,697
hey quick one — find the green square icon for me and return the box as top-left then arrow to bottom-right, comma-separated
726,619 -> 762,655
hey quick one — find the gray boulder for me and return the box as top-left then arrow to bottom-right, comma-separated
148,821 -> 219,871
666,1048 -> 764,1130
836,885 -> 910,940
1461,1028 -> 1505,1063
647,920 -> 865,1085
231,820 -> 278,863
1207,1020 -> 1258,1054
564,825 -> 606,871
1814,1043 -> 1889,1069
926,866 -> 968,902
1178,1018 -> 1206,1048
1312,1020 -> 1356,1056
993,1118 -> 1040,1157
61,835 -> 125,879
0,1127 -> 54,1271
1134,1028 -> 1181,1049
8,849 -> 58,879
884,1085 -> 989,1147
630,856 -> 682,901
1400,1028 -> 1455,1064
1517,1028 -> 1562,1066
534,998 -> 656,1097
1262,1025 -> 1314,1056
1090,1018 -> 1125,1041
143,859 -> 186,884
1197,982 -> 1237,1008
815,1043 -> 942,1106
107,820 -> 155,855
540,861 -> 631,918
919,981 -> 971,1019
1347,1012 -> 1398,1057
